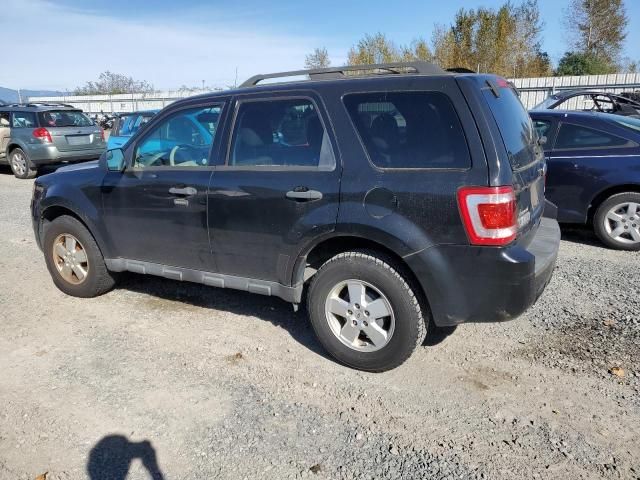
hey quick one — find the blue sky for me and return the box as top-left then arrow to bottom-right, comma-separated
2,0 -> 639,91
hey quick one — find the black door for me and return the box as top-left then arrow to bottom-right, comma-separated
101,102 -> 226,271
208,93 -> 341,284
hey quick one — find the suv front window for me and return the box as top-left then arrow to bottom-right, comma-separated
38,110 -> 93,127
134,105 -> 222,168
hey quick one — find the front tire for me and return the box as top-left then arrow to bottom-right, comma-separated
9,148 -> 37,179
43,215 -> 116,297
307,250 -> 427,372
594,192 -> 640,251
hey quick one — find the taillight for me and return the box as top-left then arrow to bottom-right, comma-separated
457,186 -> 517,246
32,127 -> 52,143
100,128 -> 105,141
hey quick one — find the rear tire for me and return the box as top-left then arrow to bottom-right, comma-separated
43,215 -> 116,297
9,148 -> 37,179
593,192 -> 640,251
307,250 -> 427,372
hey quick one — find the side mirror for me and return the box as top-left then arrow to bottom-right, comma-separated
0,118 -> 9,128
105,148 -> 126,172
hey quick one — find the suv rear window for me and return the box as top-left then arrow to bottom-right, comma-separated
482,82 -> 536,170
38,110 -> 93,128
344,92 -> 470,169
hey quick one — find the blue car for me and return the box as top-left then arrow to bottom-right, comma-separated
530,110 -> 640,250
107,110 -> 159,149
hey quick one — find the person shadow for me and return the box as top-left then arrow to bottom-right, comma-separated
87,435 -> 165,480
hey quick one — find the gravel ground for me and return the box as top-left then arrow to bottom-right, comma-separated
0,167 -> 638,480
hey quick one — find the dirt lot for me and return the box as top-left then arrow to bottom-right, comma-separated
0,168 -> 638,480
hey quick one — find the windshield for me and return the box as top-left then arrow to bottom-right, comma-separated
532,96 -> 559,110
611,115 -> 640,133
39,110 -> 93,127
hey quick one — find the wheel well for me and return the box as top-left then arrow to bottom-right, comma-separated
588,184 -> 640,223
7,144 -> 22,155
41,206 -> 90,238
302,236 -> 430,312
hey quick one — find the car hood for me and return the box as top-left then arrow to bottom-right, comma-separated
56,160 -> 100,173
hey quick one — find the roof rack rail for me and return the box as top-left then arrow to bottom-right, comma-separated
240,61 -> 447,88
446,67 -> 476,73
23,101 -> 77,108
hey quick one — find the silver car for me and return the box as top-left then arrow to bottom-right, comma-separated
0,103 -> 107,179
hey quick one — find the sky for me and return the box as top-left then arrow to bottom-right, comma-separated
2,0 -> 639,91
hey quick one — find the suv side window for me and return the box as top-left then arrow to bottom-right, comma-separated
344,91 -> 471,169
0,112 -> 10,127
555,123 -> 631,150
133,105 -> 222,168
11,111 -> 37,128
228,97 -> 334,168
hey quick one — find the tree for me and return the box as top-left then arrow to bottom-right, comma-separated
401,38 -> 432,62
564,0 -> 628,66
555,51 -> 614,75
429,1 -> 550,77
74,71 -> 154,95
305,47 -> 331,69
348,33 -> 402,65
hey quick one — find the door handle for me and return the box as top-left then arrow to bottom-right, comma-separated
169,186 -> 197,196
286,189 -> 323,201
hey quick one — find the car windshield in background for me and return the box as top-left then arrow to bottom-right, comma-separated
39,110 -> 93,128
532,96 -> 559,110
118,114 -> 154,136
611,115 -> 640,133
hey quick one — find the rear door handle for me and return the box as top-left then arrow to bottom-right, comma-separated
286,189 -> 323,201
169,186 -> 197,196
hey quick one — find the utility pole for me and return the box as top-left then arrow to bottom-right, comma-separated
202,79 -> 205,91
234,67 -> 238,88
17,88 -> 22,103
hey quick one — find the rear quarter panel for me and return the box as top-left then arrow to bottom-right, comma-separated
316,76 -> 489,257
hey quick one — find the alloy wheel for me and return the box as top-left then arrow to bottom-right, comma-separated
324,279 -> 395,352
604,202 -> 640,245
52,234 -> 89,285
11,151 -> 27,176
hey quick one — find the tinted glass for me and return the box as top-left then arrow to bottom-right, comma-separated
344,92 -> 470,169
229,98 -> 334,168
612,116 -> 640,133
134,105 -> 222,168
11,112 -> 36,128
482,84 -> 536,170
533,120 -> 551,138
555,123 -> 630,149
38,111 -> 93,127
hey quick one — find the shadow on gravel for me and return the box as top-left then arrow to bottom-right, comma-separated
117,273 -> 453,362
117,273 -> 335,362
0,164 -> 61,177
423,323 -> 457,346
87,434 -> 165,480
559,224 -> 604,248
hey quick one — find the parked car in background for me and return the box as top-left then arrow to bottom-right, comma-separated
530,110 -> 640,250
533,90 -> 640,118
107,110 -> 159,149
31,62 -> 560,371
0,103 -> 106,178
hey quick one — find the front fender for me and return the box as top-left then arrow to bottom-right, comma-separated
38,183 -> 112,258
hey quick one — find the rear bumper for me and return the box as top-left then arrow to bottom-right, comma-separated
26,144 -> 106,165
406,217 -> 561,327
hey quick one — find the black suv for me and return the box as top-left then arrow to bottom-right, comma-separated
31,62 -> 560,371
